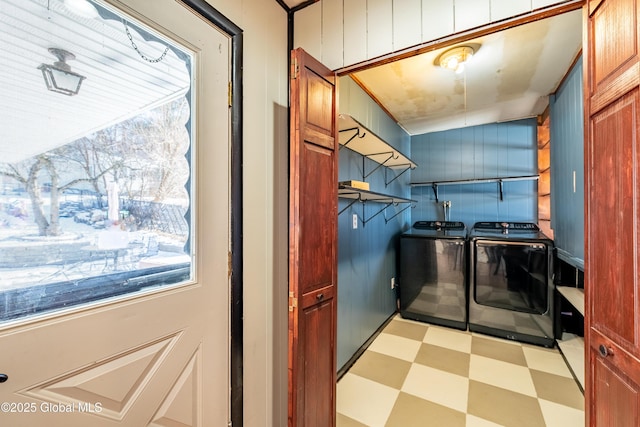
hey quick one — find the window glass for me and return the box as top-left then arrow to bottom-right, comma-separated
0,0 -> 194,322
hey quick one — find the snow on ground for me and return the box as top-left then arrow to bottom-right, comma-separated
0,196 -> 188,291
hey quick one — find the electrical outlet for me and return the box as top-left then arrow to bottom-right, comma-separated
352,214 -> 358,229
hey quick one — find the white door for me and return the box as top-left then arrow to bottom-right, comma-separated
0,0 -> 230,426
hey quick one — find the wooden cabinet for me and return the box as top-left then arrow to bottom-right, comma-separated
585,0 -> 640,424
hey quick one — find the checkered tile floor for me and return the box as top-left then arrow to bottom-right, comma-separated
337,315 -> 584,427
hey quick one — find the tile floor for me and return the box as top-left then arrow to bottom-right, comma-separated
337,315 -> 584,427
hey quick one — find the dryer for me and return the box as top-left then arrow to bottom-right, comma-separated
468,221 -> 555,347
399,221 -> 467,330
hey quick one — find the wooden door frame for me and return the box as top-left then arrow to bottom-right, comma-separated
177,1 -> 244,426
283,3 -> 589,427
333,0 -> 585,78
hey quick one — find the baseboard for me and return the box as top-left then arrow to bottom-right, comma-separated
337,311 -> 397,380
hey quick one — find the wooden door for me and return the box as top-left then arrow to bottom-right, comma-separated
0,1 -> 231,425
288,48 -> 338,427
585,0 -> 640,424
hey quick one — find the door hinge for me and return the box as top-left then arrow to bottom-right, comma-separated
288,291 -> 297,312
228,81 -> 232,107
228,251 -> 232,279
291,57 -> 299,79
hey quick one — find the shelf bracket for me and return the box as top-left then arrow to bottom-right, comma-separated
338,127 -> 364,151
363,151 -> 396,179
431,183 -> 439,203
385,164 -> 413,187
338,196 -> 360,215
362,202 -> 393,227
384,202 -> 415,224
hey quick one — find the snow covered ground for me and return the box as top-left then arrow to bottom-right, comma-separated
0,196 -> 189,292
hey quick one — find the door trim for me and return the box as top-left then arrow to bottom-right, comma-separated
178,1 -> 244,426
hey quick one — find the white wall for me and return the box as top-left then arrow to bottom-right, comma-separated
202,1 -> 289,426
294,0 -> 572,70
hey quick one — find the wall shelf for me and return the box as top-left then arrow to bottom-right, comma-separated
411,174 -> 539,202
339,114 -> 417,186
556,285 -> 585,391
338,186 -> 416,226
557,286 -> 584,317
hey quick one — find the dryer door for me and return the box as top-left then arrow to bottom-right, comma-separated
473,240 -> 549,315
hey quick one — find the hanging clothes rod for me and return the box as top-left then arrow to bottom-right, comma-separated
411,175 -> 539,202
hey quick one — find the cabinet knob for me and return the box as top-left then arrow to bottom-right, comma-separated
317,293 -> 324,301
598,344 -> 612,358
0,374 -> 8,383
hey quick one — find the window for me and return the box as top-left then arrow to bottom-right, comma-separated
0,0 -> 194,322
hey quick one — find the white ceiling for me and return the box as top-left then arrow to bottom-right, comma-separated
0,0 -> 190,164
351,9 -> 583,135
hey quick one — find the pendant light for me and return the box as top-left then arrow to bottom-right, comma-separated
38,48 -> 87,96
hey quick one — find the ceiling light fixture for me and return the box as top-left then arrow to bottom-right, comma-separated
438,45 -> 475,74
38,48 -> 87,96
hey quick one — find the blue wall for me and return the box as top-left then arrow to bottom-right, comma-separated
550,57 -> 584,268
410,120 -> 539,227
337,76 -> 411,370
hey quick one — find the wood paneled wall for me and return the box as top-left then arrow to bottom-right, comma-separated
538,113 -> 553,238
549,56 -> 584,267
294,0 -> 572,70
410,119 -> 539,227
227,2 -> 290,425
337,77 -> 411,370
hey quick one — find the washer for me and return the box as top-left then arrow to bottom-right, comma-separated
468,221 -> 555,347
399,221 -> 468,330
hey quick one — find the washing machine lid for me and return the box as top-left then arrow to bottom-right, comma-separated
470,221 -> 551,241
404,220 -> 467,238
414,220 -> 466,230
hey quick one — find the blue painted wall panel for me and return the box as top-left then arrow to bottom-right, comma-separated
410,119 -> 539,228
337,77 -> 556,368
550,57 -> 584,267
337,76 -> 411,369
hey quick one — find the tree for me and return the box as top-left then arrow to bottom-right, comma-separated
126,98 -> 190,202
1,156 -> 53,235
0,97 -> 190,236
0,154 -> 117,236
53,125 -> 127,207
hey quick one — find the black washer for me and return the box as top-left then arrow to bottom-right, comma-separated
399,221 -> 468,330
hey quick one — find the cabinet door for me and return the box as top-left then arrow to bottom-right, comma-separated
585,0 -> 640,424
288,48 -> 338,427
